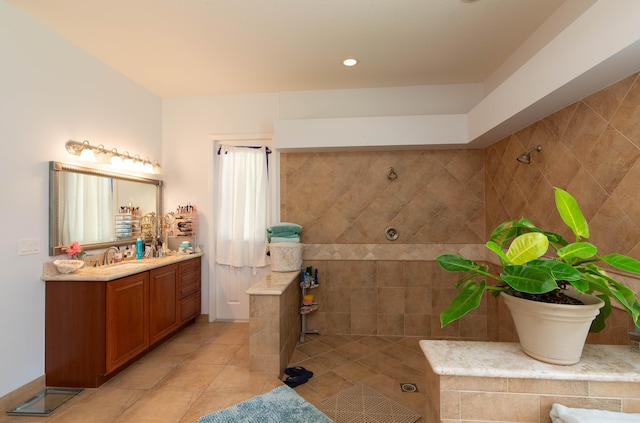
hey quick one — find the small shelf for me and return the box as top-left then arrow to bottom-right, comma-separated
299,268 -> 320,342
300,304 -> 318,315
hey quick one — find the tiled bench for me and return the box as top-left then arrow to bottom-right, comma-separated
420,340 -> 640,423
246,271 -> 301,376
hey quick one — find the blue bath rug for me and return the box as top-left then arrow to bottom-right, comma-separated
197,385 -> 332,423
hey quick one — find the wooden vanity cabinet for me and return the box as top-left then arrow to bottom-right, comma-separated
45,256 -> 201,388
106,272 -> 150,373
149,264 -> 179,346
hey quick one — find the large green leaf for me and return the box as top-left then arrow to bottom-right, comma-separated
582,267 -> 640,324
557,242 -> 597,260
485,241 -> 509,264
530,260 -> 582,281
555,188 -> 589,239
436,254 -> 482,273
440,280 -> 485,327
500,265 -> 557,293
600,254 -> 640,275
488,221 -> 519,247
505,232 -> 549,265
589,294 -> 610,333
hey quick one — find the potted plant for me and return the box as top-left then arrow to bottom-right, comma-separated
436,187 -> 640,365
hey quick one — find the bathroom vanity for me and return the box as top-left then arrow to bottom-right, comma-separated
41,254 -> 202,388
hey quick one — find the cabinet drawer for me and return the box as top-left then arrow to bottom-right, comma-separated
180,291 -> 201,322
180,268 -> 200,287
179,257 -> 201,275
180,280 -> 199,299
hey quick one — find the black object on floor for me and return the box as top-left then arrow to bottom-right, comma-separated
6,388 -> 83,416
283,366 -> 313,388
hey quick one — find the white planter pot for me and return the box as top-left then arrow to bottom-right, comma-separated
501,290 -> 605,365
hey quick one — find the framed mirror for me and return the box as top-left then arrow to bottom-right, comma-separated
49,161 -> 163,256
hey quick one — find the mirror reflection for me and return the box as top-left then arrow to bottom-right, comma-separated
49,161 -> 163,256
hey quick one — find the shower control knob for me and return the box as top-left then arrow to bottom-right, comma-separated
385,227 -> 399,241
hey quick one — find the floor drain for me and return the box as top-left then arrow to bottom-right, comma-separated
400,383 -> 418,393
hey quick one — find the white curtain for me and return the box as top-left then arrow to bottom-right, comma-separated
60,172 -> 115,245
215,145 -> 269,269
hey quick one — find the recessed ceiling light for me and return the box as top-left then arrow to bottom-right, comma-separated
343,58 -> 358,67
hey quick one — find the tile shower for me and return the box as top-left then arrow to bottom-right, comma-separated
280,71 -> 640,345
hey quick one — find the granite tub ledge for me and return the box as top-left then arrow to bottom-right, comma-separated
420,340 -> 640,383
245,271 -> 300,295
41,252 -> 204,281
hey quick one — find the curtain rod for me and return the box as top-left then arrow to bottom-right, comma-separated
217,146 -> 272,155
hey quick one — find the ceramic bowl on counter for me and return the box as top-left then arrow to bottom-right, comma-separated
53,259 -> 85,274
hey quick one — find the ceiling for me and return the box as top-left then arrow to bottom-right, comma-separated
5,0 -> 570,98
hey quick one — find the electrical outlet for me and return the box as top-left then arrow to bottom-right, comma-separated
19,238 -> 40,255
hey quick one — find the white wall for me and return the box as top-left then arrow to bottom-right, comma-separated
0,2 -> 161,397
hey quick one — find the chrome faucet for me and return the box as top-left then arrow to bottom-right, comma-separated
103,246 -> 121,266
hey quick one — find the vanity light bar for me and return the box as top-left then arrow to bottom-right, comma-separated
65,140 -> 160,173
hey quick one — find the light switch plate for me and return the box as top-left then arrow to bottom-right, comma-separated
19,238 -> 40,255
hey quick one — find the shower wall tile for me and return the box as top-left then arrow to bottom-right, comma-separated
485,72 -> 640,343
281,149 -> 485,244
281,71 -> 640,343
485,72 -> 640,262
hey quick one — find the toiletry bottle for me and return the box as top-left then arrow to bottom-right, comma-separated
136,238 -> 144,260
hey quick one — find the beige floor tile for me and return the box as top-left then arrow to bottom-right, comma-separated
356,335 -> 393,350
295,340 -> 333,357
168,322 -> 228,344
336,340 -> 375,360
332,361 -> 378,383
306,370 -> 354,397
189,342 -> 244,365
290,357 -> 331,377
313,334 -> 352,349
311,349 -> 351,370
139,341 -> 200,364
47,388 -> 145,423
227,342 -> 250,367
154,363 -> 225,392
357,350 -> 403,374
17,322 -> 424,423
113,390 -> 199,423
104,361 -> 176,390
292,383 -> 329,405
205,365 -> 269,395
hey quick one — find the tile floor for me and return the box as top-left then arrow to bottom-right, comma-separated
1,321 -> 425,422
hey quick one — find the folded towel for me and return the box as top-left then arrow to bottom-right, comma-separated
267,232 -> 300,241
550,403 -> 640,423
267,222 -> 302,234
270,236 -> 300,243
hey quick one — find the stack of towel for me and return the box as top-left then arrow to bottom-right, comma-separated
267,222 -> 302,243
550,403 -> 640,423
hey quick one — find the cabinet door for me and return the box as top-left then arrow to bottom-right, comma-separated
106,273 -> 149,373
149,264 -> 180,345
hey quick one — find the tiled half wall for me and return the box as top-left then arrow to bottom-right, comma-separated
280,71 -> 640,344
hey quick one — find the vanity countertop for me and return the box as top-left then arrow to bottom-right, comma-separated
41,252 -> 203,281
420,340 -> 640,382
245,271 -> 300,295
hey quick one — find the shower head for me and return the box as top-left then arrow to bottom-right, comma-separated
516,145 -> 542,164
